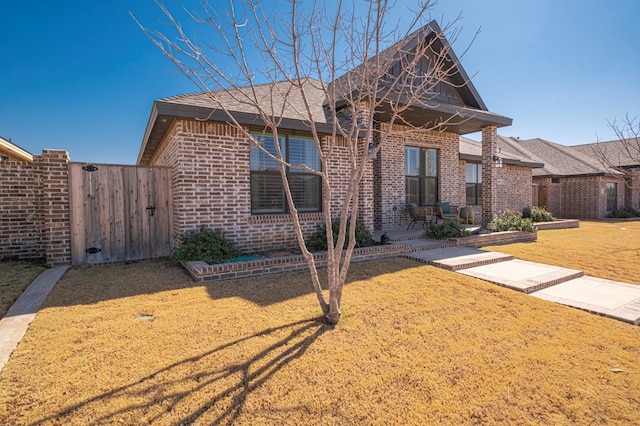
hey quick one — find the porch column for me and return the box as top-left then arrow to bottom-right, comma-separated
481,126 -> 498,226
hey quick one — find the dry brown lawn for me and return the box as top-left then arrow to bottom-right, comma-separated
1,249 -> 640,424
485,220 -> 640,284
0,260 -> 46,319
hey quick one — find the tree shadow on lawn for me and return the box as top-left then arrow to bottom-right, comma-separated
31,318 -> 329,425
43,258 -> 422,308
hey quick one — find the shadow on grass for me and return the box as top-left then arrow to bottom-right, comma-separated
31,318 -> 329,425
42,257 -> 422,308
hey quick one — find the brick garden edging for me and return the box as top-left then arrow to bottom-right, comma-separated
534,219 -> 580,230
182,242 -> 412,282
449,230 -> 538,248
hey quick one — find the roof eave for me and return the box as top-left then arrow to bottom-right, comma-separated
0,137 -> 33,163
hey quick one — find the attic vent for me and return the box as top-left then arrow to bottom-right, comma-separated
552,178 -> 560,184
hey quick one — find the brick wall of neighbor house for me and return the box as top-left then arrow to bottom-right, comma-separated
0,159 -> 43,259
625,168 -> 640,210
152,119 -> 373,253
374,123 -> 460,229
0,150 -> 71,264
536,175 -> 627,219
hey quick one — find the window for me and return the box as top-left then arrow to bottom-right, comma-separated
250,133 -> 321,214
606,182 -> 617,212
405,147 -> 438,205
465,162 -> 482,205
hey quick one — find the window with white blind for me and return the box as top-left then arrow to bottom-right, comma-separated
250,133 -> 321,214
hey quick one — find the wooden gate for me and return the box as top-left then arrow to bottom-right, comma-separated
68,163 -> 173,265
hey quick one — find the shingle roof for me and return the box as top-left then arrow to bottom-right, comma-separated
511,138 -> 616,177
571,139 -> 640,168
138,21 -> 513,165
160,78 -> 330,125
459,136 -> 543,168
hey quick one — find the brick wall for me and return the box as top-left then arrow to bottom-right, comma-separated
495,164 -> 533,215
0,159 -> 43,259
374,123 -> 461,229
534,175 -> 627,219
153,119 -> 374,253
0,150 -> 71,264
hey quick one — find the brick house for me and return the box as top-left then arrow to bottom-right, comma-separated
494,137 -> 630,219
137,22 -> 541,253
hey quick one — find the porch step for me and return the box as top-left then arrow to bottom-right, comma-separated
404,246 -> 513,270
457,259 -> 584,294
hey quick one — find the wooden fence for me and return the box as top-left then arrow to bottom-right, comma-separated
68,163 -> 173,265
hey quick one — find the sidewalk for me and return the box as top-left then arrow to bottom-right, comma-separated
406,247 -> 640,325
0,266 -> 68,373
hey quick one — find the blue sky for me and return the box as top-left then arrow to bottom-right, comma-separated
1,1 -> 638,164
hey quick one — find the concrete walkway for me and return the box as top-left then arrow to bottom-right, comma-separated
0,266 -> 68,373
406,247 -> 640,325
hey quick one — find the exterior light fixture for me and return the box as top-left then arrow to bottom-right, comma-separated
492,155 -> 503,168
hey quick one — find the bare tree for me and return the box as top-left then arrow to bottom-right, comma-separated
134,0 -> 469,324
593,114 -> 640,208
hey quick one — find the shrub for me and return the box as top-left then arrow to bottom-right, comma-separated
426,221 -> 470,240
492,210 -> 537,232
529,206 -> 554,222
612,207 -> 639,218
522,206 -> 532,219
170,228 -> 240,264
309,218 -> 374,250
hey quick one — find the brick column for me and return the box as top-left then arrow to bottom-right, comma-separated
37,150 -> 71,266
481,126 -> 498,226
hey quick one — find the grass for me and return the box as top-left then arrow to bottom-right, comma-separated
0,259 -> 46,319
484,220 -> 640,284
0,250 -> 639,424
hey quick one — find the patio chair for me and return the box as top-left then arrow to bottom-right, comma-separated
405,204 -> 434,230
435,201 -> 460,223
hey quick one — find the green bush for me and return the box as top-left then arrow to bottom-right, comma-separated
529,206 -> 554,222
492,210 -> 537,232
426,221 -> 470,240
612,207 -> 639,218
170,228 -> 240,264
309,218 -> 374,250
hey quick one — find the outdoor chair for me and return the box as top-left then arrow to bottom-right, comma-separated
405,204 -> 435,230
435,201 -> 460,223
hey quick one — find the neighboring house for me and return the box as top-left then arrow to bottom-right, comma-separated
572,139 -> 640,214
0,136 -> 33,163
493,137 -> 627,219
138,21 -> 529,253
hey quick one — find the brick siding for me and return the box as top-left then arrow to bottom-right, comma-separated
0,150 -> 71,265
0,159 -> 43,259
374,123 -> 461,229
152,119 -> 374,253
